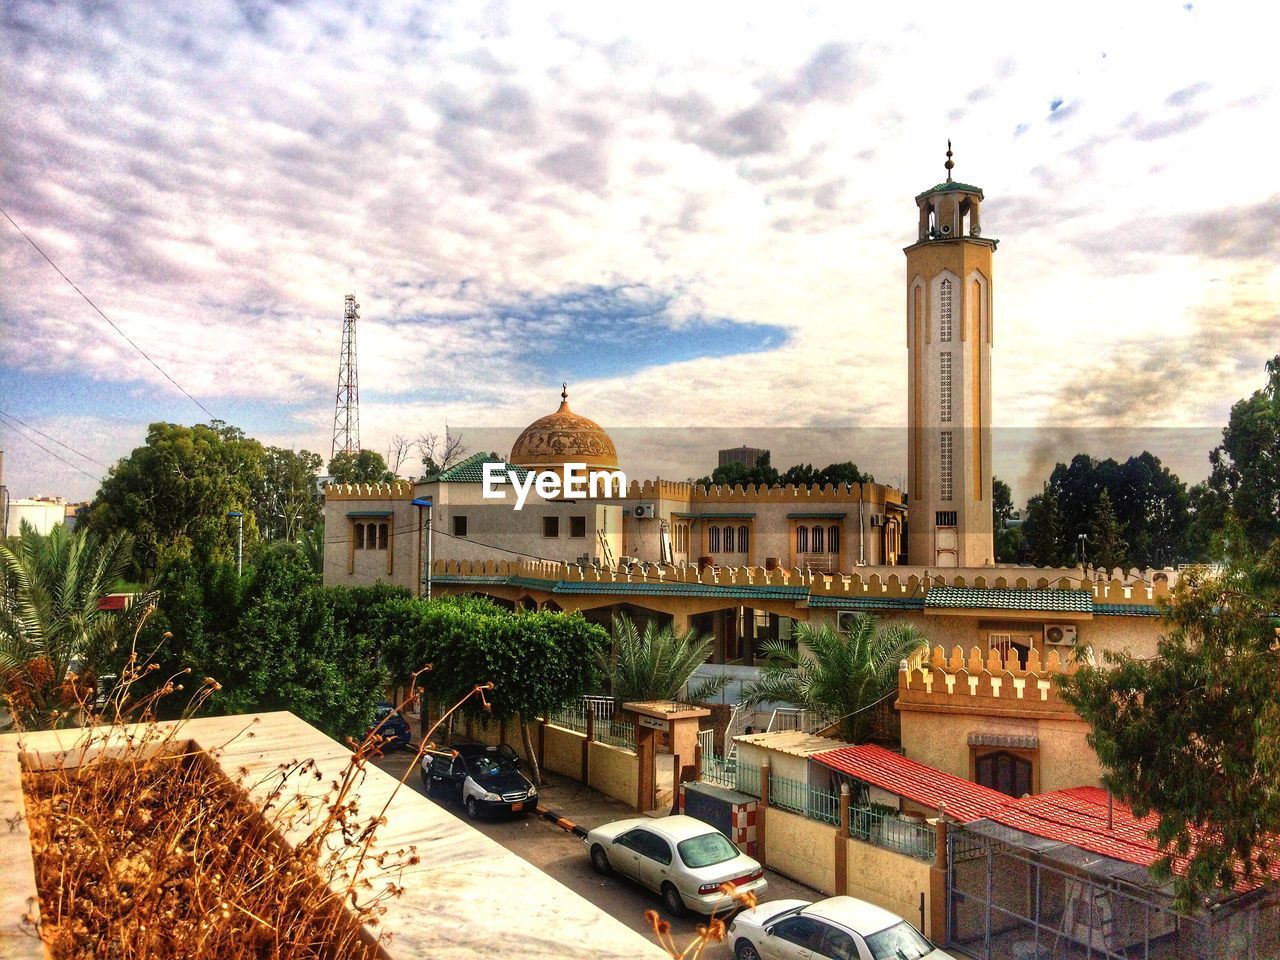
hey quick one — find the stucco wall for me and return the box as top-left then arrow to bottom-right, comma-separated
587,741 -> 639,807
734,740 -> 810,785
543,723 -> 586,779
763,807 -> 837,896
846,838 -> 935,938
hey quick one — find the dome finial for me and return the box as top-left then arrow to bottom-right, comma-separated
561,381 -> 568,402
945,140 -> 954,181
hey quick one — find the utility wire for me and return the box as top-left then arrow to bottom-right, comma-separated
0,413 -> 102,484
0,408 -> 112,470
0,206 -> 216,420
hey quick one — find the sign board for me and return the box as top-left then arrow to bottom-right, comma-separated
638,715 -> 670,732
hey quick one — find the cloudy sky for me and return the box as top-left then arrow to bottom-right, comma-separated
2,1 -> 1277,505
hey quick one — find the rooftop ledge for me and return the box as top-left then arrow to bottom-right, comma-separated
0,712 -> 669,960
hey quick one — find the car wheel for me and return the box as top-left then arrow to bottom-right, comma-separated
590,844 -> 611,875
733,938 -> 761,960
465,796 -> 480,820
661,883 -> 687,918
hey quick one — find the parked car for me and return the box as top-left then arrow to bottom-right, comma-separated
419,743 -> 538,819
727,895 -> 954,960
366,702 -> 412,749
584,814 -> 767,917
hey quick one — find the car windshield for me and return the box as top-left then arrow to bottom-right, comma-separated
374,705 -> 394,721
465,754 -> 520,778
676,831 -> 739,868
864,921 -> 934,960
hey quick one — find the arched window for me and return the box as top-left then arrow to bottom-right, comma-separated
725,526 -> 736,552
812,525 -> 824,553
355,523 -> 365,550
796,526 -> 808,553
708,526 -> 721,553
738,525 -> 750,554
975,752 -> 1033,798
378,523 -> 389,550
828,525 -> 840,554
939,279 -> 952,342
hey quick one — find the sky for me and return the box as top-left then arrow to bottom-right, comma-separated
2,1 -> 1278,506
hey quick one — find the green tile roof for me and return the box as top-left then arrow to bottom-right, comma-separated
672,512 -> 756,519
786,512 -> 848,520
345,510 -> 393,517
915,180 -> 984,200
430,452 -> 531,484
432,574 -> 808,602
1094,603 -> 1162,618
808,596 -> 925,610
924,586 -> 1093,613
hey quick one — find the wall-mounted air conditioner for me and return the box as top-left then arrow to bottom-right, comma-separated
633,503 -> 656,519
869,515 -> 885,527
1045,624 -> 1078,646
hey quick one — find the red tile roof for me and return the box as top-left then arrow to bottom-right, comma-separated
97,594 -> 129,611
811,744 -> 1016,823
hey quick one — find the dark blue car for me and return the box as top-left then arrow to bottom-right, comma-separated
367,702 -> 412,749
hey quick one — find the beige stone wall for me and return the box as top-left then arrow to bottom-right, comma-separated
587,741 -> 639,807
734,740 -> 810,785
543,723 -> 586,779
845,839 -> 935,939
1036,718 -> 1104,792
763,807 -> 837,896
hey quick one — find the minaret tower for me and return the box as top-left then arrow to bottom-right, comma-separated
905,144 -> 995,567
331,293 -> 361,459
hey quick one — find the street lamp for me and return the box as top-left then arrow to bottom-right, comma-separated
226,511 -> 244,576
411,498 -> 433,600
1076,532 -> 1088,569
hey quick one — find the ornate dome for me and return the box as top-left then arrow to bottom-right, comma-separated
509,385 -> 619,470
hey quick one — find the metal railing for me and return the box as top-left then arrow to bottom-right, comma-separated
768,774 -> 840,825
596,719 -> 636,750
849,805 -> 936,861
546,706 -> 588,734
547,695 -> 614,736
697,755 -> 762,798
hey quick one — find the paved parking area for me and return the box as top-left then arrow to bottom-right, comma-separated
372,746 -> 824,958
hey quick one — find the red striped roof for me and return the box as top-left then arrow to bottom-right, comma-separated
812,744 -> 1016,823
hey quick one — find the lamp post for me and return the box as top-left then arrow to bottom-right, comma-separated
227,511 -> 244,576
411,498 -> 433,600
1076,532 -> 1088,569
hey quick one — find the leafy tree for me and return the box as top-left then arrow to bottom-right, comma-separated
327,449 -> 396,484
600,614 -> 730,705
742,616 -> 927,743
1088,489 -> 1128,571
299,521 -> 324,575
90,421 -> 265,577
0,522 -> 147,728
1022,492 -> 1067,566
696,452 -> 780,488
695,453 -> 873,489
253,447 -> 323,541
1062,533 -> 1280,906
1188,355 -> 1280,554
993,477 -> 1019,562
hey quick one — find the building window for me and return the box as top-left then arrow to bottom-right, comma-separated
452,515 -> 468,537
355,522 -> 366,550
726,525 -> 738,552
796,526 -> 808,553
828,525 -> 840,554
569,515 -> 586,538
377,522 -> 388,550
543,516 -> 559,538
738,525 -> 750,554
940,431 -> 953,501
940,352 -> 952,422
936,511 -> 958,527
708,526 -> 721,553
976,751 -> 1033,798
674,521 -> 689,553
939,279 -> 952,342
812,525 -> 824,553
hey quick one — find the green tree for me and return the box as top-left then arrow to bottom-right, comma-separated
783,462 -> 874,487
1022,492 -> 1066,566
1088,489 -> 1128,571
327,450 -> 396,484
1062,533 -> 1280,906
0,521 -> 147,727
90,421 -> 265,577
742,616 -> 927,743
299,521 -> 325,575
993,477 -> 1019,562
253,447 -> 323,541
600,614 -> 730,705
696,452 -> 781,488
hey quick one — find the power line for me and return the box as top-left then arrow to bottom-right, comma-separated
0,413 -> 102,484
0,206 -> 216,420
0,408 -> 112,470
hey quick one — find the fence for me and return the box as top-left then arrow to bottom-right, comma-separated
546,698 -> 636,752
597,719 -> 636,750
850,805 -> 936,861
697,754 -> 762,797
768,774 -> 840,825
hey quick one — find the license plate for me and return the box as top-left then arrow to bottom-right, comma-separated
511,801 -> 523,812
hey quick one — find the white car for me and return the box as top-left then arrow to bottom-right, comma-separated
584,814 -> 768,917
728,896 -> 954,960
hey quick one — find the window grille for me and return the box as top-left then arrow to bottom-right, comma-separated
940,431 -> 953,501
940,352 -> 952,422
940,279 -> 952,342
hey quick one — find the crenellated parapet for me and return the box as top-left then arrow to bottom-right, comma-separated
688,481 -> 904,505
897,644 -> 1082,719
324,480 -> 415,500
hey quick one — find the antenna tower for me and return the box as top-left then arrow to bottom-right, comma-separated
331,294 -> 361,458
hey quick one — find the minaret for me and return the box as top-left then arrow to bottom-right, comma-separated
905,143 -> 995,567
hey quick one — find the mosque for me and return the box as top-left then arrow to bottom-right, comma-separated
323,151 -> 1173,800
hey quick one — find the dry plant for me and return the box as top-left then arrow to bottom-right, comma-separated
646,884 -> 758,960
11,615 -> 496,960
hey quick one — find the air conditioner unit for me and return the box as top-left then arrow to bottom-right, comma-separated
836,610 -> 859,634
633,503 -> 656,520
1045,624 -> 1078,646
869,514 -> 885,527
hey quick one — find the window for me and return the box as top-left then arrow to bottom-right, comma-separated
940,430 -> 953,501
771,916 -> 826,952
976,751 -> 1033,798
939,278 -> 952,342
828,524 -> 840,554
864,921 -> 935,960
708,526 -> 721,553
820,926 -> 859,960
452,515 -> 468,537
355,522 -> 366,550
723,525 -> 735,552
378,523 -> 388,550
940,351 -> 952,422
569,515 -> 586,538
796,525 -> 809,553
812,525 -> 824,553
543,516 -> 559,538
674,521 -> 689,553
935,511 -> 957,527
676,832 -> 739,868
738,525 -> 750,554
639,832 -> 673,866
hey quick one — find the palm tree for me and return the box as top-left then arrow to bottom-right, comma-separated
742,615 -> 927,743
600,614 -> 730,705
0,521 -> 146,728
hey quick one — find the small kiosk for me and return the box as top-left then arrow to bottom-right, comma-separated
624,700 -> 710,812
